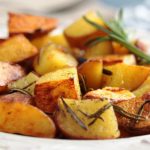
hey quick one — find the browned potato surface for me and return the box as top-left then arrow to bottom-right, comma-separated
84,87 -> 135,103
0,101 -> 56,137
35,67 -> 81,113
9,12 -> 58,34
116,97 -> 150,135
0,34 -> 38,63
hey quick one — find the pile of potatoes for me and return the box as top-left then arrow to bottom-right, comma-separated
0,11 -> 149,139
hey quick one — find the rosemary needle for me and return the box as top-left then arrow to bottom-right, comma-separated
61,97 -> 88,130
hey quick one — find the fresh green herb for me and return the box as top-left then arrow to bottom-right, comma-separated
102,68 -> 112,76
83,13 -> 150,63
113,105 -> 146,121
8,88 -> 32,96
79,103 -> 111,126
61,97 -> 88,130
78,74 -> 88,94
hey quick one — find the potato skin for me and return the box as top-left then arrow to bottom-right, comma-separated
0,62 -> 25,92
9,12 -> 58,34
55,98 -> 120,139
0,101 -> 56,138
116,97 -> 150,135
64,11 -> 106,49
0,92 -> 34,105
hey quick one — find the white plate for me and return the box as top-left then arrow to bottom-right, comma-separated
0,132 -> 149,150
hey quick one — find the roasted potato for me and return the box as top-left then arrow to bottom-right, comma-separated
84,41 -> 113,58
102,63 -> 150,91
133,75 -> 150,97
33,43 -> 77,75
9,12 -> 58,34
0,101 -> 56,137
0,92 -> 33,105
0,62 -> 25,92
32,33 -> 70,50
112,41 -> 129,55
64,11 -> 106,49
55,98 -> 120,139
116,97 -> 150,135
102,55 -> 136,66
8,72 -> 39,96
84,87 -> 135,103
35,67 -> 81,113
78,58 -> 103,89
0,34 -> 38,63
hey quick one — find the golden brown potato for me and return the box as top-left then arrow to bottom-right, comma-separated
116,97 -> 150,135
9,12 -> 58,34
0,101 -> 56,137
0,62 -> 25,92
64,11 -> 106,49
133,75 -> 150,97
55,98 -> 120,139
102,63 -> 150,91
84,41 -> 113,58
78,58 -> 103,89
0,34 -> 38,63
112,41 -> 129,55
102,55 -> 136,66
83,87 -> 135,103
0,92 -> 33,105
31,33 -> 70,50
35,67 -> 81,113
8,72 -> 39,96
33,43 -> 77,75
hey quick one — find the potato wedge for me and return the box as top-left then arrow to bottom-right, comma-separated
0,62 -> 25,92
9,12 -> 58,34
84,87 -> 135,103
0,92 -> 33,105
112,42 -> 129,55
35,67 -> 81,113
64,11 -> 106,49
8,72 -> 39,96
102,63 -> 150,91
32,33 -> 70,50
55,98 -> 120,139
102,55 -> 136,66
0,35 -> 38,63
133,75 -> 150,97
33,43 -> 77,75
0,101 -> 56,137
78,58 -> 103,89
116,97 -> 150,135
84,41 -> 113,58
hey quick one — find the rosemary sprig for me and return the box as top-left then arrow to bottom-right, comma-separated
113,105 -> 146,121
83,14 -> 150,63
79,103 -> 111,126
61,97 -> 88,130
78,74 -> 88,94
102,68 -> 112,76
8,88 -> 32,97
135,100 -> 150,123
